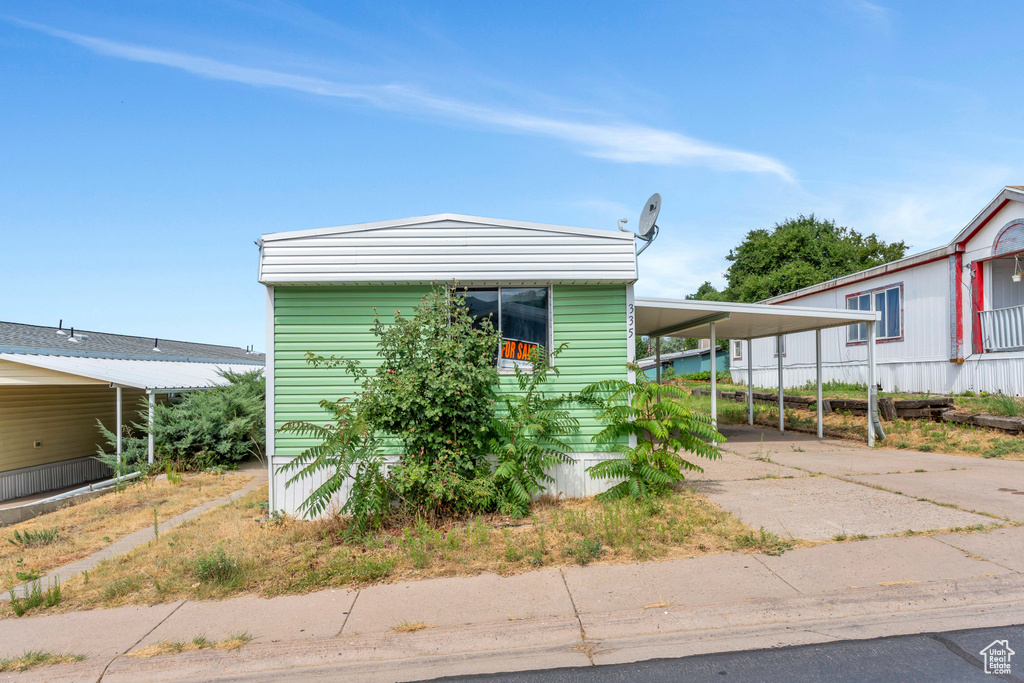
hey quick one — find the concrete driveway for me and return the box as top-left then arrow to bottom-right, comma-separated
689,425 -> 1021,540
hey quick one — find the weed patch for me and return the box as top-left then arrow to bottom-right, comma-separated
0,651 -> 85,672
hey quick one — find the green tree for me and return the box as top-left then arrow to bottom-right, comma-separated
690,215 -> 907,303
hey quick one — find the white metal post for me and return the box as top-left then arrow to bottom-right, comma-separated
115,386 -> 123,466
746,338 -> 754,426
777,335 -> 784,432
867,320 -> 877,447
266,286 -> 276,513
816,329 -> 823,439
147,390 -> 155,465
655,337 -> 661,383
709,324 -> 717,429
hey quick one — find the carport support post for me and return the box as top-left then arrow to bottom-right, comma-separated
115,386 -> 122,466
655,337 -> 661,384
867,319 -> 877,448
777,335 -> 784,432
147,390 -> 155,465
709,323 -> 717,429
816,329 -> 823,439
746,338 -> 753,426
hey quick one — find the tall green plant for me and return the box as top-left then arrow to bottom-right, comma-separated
582,366 -> 724,500
489,344 -> 582,518
278,362 -> 390,532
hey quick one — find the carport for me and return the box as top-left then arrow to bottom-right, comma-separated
0,354 -> 260,465
635,298 -> 883,445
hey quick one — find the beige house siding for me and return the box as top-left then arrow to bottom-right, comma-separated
0,385 -> 145,474
0,358 -> 108,386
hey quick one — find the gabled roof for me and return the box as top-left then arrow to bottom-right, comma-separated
0,321 -> 264,365
764,185 -> 1024,304
259,213 -> 638,286
260,213 -> 635,242
950,185 -> 1024,246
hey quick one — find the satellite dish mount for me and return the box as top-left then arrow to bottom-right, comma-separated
618,193 -> 661,255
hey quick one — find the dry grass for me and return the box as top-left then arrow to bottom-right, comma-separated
677,389 -> 1024,461
128,632 -> 253,658
9,482 -> 802,617
390,621 -> 431,633
0,650 -> 86,672
1,473 -> 252,589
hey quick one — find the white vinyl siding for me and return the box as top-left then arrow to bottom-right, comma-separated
259,215 -> 637,285
847,284 -> 902,343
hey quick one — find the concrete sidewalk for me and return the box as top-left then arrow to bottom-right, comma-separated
2,525 -> 1023,682
3,432 -> 1024,681
691,424 -> 1024,539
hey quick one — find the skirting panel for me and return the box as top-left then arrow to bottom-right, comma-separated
271,452 -> 623,519
0,456 -> 112,503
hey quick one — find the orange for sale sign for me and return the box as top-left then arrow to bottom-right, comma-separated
502,339 -> 539,363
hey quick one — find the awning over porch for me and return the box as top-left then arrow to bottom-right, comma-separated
634,297 -> 882,445
635,297 -> 878,340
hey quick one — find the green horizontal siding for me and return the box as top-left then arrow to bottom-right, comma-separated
273,284 -> 628,457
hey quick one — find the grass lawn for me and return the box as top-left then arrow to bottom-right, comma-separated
1,472 -> 253,590
677,380 -> 1024,461
5,483 -> 801,616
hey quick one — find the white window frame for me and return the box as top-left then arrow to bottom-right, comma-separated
846,283 -> 904,345
463,285 -> 553,372
733,340 -> 743,360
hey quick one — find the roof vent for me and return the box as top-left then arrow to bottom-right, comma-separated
153,338 -> 161,352
56,319 -> 66,335
68,327 -> 80,344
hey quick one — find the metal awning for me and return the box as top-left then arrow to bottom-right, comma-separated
0,354 -> 262,391
634,297 -> 883,447
636,298 -> 879,340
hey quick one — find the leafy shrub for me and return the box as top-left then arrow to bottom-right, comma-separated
192,546 -> 242,585
8,528 -> 61,547
680,370 -> 732,382
279,388 -> 389,533
563,537 -> 603,565
8,579 -> 61,616
583,366 -> 724,500
96,370 -> 265,473
283,286 -> 503,524
153,370 -> 265,469
489,344 -> 584,517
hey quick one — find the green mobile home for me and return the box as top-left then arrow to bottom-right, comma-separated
259,214 -> 639,516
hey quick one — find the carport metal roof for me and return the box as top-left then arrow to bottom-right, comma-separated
635,297 -> 879,340
634,297 -> 883,447
0,354 -> 262,391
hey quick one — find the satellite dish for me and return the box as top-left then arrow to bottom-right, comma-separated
638,193 -> 661,239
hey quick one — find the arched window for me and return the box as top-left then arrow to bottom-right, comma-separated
993,219 -> 1024,257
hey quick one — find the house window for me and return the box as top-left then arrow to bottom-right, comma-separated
462,287 -> 550,369
847,284 -> 902,344
733,340 -> 742,360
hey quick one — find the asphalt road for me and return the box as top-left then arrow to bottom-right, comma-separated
425,624 -> 1024,683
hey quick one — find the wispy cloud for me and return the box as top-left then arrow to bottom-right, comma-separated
849,1 -> 893,33
13,20 -> 793,180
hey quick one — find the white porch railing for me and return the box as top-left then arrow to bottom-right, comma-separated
980,304 -> 1024,352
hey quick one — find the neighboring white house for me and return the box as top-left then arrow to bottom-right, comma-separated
731,186 -> 1024,396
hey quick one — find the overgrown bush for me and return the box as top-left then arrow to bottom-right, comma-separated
95,370 -> 265,474
583,365 -> 724,500
680,370 -> 732,382
282,286 -> 503,525
489,344 -> 585,517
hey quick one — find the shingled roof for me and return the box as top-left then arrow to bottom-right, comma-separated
0,321 -> 263,365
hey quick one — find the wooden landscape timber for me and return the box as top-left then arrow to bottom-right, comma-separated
689,388 -> 1024,434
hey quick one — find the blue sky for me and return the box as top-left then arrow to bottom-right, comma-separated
2,1 -> 1022,351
